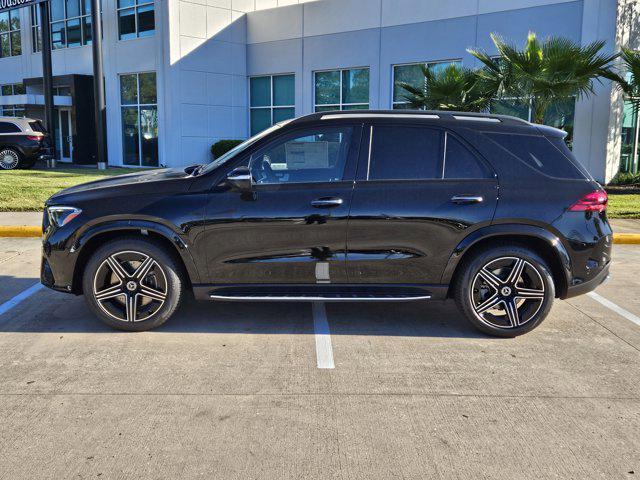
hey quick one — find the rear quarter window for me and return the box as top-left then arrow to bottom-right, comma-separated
485,132 -> 587,180
0,122 -> 21,134
29,121 -> 46,133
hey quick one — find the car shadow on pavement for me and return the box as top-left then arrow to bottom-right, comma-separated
0,277 -> 485,338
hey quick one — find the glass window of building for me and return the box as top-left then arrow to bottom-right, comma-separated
120,72 -> 158,167
31,0 -> 94,51
0,105 -> 26,117
620,72 -> 639,174
314,68 -> 369,112
490,97 -> 576,146
1,83 -> 26,95
117,0 -> 155,40
249,74 -> 295,136
392,60 -> 461,109
0,9 -> 22,58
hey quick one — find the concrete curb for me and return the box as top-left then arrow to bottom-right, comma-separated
0,226 -> 42,238
613,234 -> 640,245
1,226 -> 640,244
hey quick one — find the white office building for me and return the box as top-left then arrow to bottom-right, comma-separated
0,0 -> 638,182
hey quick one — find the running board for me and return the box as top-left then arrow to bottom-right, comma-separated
209,293 -> 431,302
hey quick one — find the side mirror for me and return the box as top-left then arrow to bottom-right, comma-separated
226,166 -> 252,191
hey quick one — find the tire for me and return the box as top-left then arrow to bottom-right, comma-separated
82,237 -> 184,332
0,148 -> 23,170
453,244 -> 555,338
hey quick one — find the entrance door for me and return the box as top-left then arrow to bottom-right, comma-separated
53,109 -> 73,162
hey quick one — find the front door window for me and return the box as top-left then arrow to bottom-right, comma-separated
250,126 -> 354,185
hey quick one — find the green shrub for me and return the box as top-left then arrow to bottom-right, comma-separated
211,140 -> 244,159
609,171 -> 640,186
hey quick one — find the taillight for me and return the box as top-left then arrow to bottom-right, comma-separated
568,190 -> 608,213
26,135 -> 43,141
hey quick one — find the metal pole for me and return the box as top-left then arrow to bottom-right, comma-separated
39,0 -> 56,165
90,0 -> 107,169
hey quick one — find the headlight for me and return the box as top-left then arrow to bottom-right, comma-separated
47,206 -> 82,227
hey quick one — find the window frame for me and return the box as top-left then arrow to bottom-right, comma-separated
116,0 -> 155,41
119,71 -> 158,167
392,59 -> 462,110
249,73 -> 295,136
0,8 -> 22,58
30,0 -> 96,52
314,67 -> 370,112
1,83 -> 25,96
361,123 -> 494,183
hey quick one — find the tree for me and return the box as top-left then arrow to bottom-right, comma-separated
397,63 -> 491,112
468,32 -> 619,124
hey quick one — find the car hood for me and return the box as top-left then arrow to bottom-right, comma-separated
47,168 -> 194,205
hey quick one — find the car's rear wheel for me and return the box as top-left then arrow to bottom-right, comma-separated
82,238 -> 184,331
0,148 -> 22,170
454,245 -> 555,337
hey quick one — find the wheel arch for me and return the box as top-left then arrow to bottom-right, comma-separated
442,224 -> 572,299
70,221 -> 200,294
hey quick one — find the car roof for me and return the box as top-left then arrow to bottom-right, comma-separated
0,116 -> 40,130
289,109 -> 527,125
285,109 -> 569,137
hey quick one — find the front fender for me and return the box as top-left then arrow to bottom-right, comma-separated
72,219 -> 202,285
440,223 -> 572,293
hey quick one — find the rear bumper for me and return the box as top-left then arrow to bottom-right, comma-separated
564,261 -> 610,299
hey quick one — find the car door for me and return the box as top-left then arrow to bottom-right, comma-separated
346,122 -> 498,286
203,123 -> 361,286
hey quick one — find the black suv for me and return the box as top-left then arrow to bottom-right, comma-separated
0,117 -> 52,170
41,111 -> 612,336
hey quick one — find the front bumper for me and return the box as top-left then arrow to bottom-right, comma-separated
564,261 -> 611,299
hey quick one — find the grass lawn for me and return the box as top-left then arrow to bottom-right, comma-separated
0,167 -> 143,211
607,193 -> 640,219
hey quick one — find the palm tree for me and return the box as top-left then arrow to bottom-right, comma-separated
614,48 -> 640,173
397,63 -> 492,112
468,32 -> 620,124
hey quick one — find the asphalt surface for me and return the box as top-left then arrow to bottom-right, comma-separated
0,238 -> 639,479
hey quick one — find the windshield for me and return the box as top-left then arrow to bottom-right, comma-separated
199,121 -> 290,175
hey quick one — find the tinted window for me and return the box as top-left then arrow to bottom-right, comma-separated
0,121 -> 20,133
487,132 -> 585,179
29,121 -> 45,133
251,126 -> 353,185
548,136 -> 592,180
444,135 -> 491,179
369,126 -> 442,180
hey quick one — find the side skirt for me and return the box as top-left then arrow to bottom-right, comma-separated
192,284 -> 449,302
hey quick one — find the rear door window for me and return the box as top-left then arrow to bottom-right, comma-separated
486,132 -> 586,179
0,122 -> 21,134
368,126 -> 442,180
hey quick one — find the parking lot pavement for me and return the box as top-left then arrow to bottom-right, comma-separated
0,240 -> 639,479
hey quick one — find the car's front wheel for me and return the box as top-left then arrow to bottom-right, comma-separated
0,148 -> 22,170
454,245 -> 555,337
82,238 -> 184,331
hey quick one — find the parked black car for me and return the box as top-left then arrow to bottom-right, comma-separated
41,111 -> 612,336
0,117 -> 52,170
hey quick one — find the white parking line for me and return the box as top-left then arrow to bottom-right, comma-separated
312,302 -> 335,369
0,282 -> 43,317
587,291 -> 640,328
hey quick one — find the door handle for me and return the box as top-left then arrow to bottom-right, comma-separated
311,197 -> 344,208
451,195 -> 484,204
